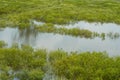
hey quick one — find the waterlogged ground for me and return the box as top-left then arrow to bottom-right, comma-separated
0,21 -> 120,56
0,0 -> 120,80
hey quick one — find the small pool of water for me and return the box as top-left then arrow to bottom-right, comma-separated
55,21 -> 120,34
0,24 -> 120,56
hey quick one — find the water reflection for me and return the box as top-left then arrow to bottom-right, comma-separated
18,26 -> 38,46
107,32 -> 120,39
55,21 -> 120,34
33,20 -> 45,25
0,26 -> 38,47
54,21 -> 120,40
0,21 -> 120,56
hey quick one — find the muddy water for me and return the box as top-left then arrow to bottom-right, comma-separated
0,22 -> 120,56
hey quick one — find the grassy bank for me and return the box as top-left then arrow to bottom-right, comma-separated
49,50 -> 120,80
0,42 -> 120,80
0,0 -> 120,28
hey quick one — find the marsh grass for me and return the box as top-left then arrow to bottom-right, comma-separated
35,23 -> 120,39
0,40 -> 7,48
50,51 -> 120,80
0,46 -> 47,80
35,24 -> 93,38
0,0 -> 120,28
0,45 -> 120,80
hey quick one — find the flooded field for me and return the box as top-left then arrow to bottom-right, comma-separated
0,21 -> 120,56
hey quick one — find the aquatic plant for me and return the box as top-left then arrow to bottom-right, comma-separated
107,32 -> 120,39
0,41 -> 7,48
0,47 -> 47,80
51,51 -> 120,80
35,23 -> 120,39
0,0 -> 120,28
0,46 -> 120,80
36,24 -> 93,38
101,33 -> 106,40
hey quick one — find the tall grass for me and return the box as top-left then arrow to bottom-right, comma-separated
0,0 -> 120,28
0,45 -> 120,80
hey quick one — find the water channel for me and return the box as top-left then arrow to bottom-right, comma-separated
0,21 -> 120,57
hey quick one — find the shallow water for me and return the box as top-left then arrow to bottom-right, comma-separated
33,20 -> 45,25
0,23 -> 120,56
55,21 -> 120,34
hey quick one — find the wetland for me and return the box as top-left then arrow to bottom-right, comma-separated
0,0 -> 120,80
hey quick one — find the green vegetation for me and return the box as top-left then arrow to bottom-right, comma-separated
0,0 -> 120,28
0,46 -> 47,80
0,41 -> 7,48
0,0 -> 120,38
107,32 -> 120,40
35,24 -> 93,38
0,44 -> 120,80
0,0 -> 120,80
50,51 -> 120,80
35,24 -> 120,39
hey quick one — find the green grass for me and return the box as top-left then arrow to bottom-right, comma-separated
0,45 -> 120,80
0,1 -> 120,79
49,50 -> 120,80
35,24 -> 120,39
0,41 -> 7,48
0,46 -> 47,80
0,0 -> 120,28
35,23 -> 93,38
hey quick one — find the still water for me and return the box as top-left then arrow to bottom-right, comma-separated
0,21 -> 120,56
55,21 -> 120,33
